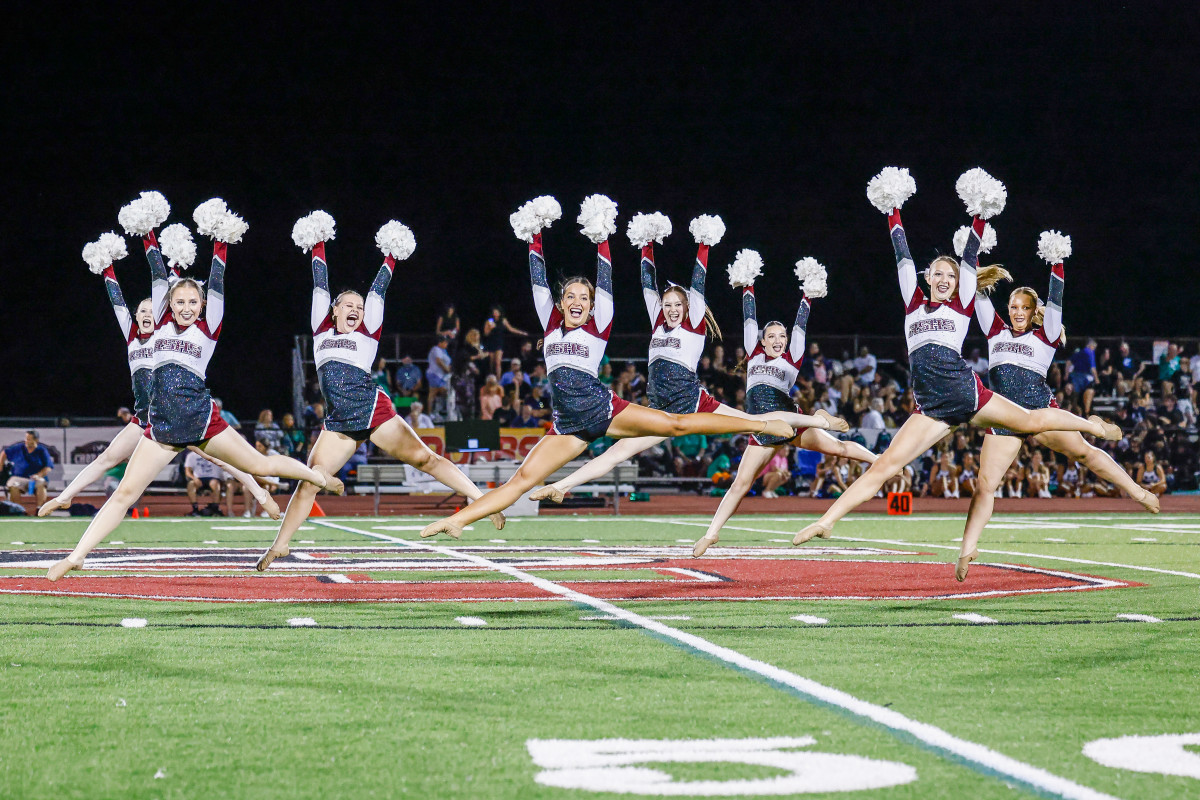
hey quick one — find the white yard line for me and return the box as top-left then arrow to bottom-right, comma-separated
310,519 -> 1120,800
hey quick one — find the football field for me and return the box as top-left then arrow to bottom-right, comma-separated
1,512 -> 1198,799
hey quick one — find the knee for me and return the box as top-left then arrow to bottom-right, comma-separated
663,413 -> 689,437
414,449 -> 439,471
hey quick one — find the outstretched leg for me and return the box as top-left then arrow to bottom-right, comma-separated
200,428 -> 343,495
796,427 -> 878,465
258,430 -> 359,571
532,435 -> 667,502
958,434 -> 1023,581
692,444 -> 777,557
794,414 -> 951,545
189,447 -> 280,520
48,437 -> 180,580
605,403 -> 793,440
370,417 -> 505,530
1035,430 -> 1159,513
420,434 -> 588,539
39,423 -> 144,516
973,394 -> 1120,440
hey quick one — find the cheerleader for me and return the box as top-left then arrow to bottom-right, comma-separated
955,230 -> 1158,580
40,221 -> 279,519
254,213 -> 505,571
418,195 -> 798,540
793,168 -> 1122,547
530,212 -> 842,505
48,196 -> 339,581
691,257 -> 875,557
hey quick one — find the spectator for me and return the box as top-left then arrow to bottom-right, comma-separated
1026,451 -> 1051,498
696,355 -> 718,390
1003,453 -> 1025,498
526,384 -> 551,419
482,303 -> 529,378
1095,347 -> 1117,395
478,375 -> 504,420
279,412 -> 307,459
1067,340 -> 1099,415
597,361 -> 614,387
860,397 -> 886,430
512,403 -> 542,428
1,431 -> 53,505
372,356 -> 393,394
958,452 -> 978,498
435,303 -> 461,351
426,335 -> 453,413
967,347 -> 989,379
244,440 -> 283,517
854,345 -> 878,386
1135,450 -> 1167,496
926,451 -> 959,498
451,353 -> 480,421
1116,341 -> 1144,395
757,446 -> 791,498
339,442 -> 369,488
302,400 -> 325,440
1057,459 -> 1084,498
213,398 -> 241,430
407,401 -> 435,430
459,328 -> 490,372
500,358 -> 529,389
492,391 -> 520,427
184,449 -> 231,516
810,456 -> 848,499
394,355 -> 423,399
1157,393 -> 1185,429
254,409 -> 285,452
671,434 -> 710,478
116,407 -> 135,425
517,340 -> 539,374
1158,342 -> 1182,396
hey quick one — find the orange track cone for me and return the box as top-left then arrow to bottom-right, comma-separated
132,508 -> 140,519
142,506 -> 150,517
309,501 -> 326,518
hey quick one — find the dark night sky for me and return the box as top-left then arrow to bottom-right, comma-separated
5,4 -> 1198,417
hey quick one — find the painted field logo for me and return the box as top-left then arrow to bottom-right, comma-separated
0,545 -> 1139,603
526,737 -> 917,795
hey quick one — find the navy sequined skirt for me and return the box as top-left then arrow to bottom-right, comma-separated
648,360 -> 718,414
549,367 -> 628,442
910,344 -> 993,425
147,365 -> 226,445
988,364 -> 1055,437
320,362 -> 396,433
746,384 -> 796,447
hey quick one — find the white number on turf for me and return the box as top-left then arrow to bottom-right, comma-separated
526,737 -> 916,795
1083,733 -> 1200,779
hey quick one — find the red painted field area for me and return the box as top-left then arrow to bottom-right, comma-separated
1,551 -> 1137,602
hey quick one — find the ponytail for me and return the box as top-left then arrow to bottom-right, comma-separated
975,264 -> 1012,294
1011,286 -> 1066,345
663,285 -> 723,341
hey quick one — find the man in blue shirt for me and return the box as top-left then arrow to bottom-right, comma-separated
394,355 -> 423,399
2,431 -> 54,505
1068,339 -> 1098,395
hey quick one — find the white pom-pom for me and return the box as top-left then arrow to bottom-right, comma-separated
689,214 -> 726,246
82,232 -> 129,275
291,211 -> 337,253
160,224 -> 197,270
375,221 -> 417,260
952,223 -> 998,257
117,191 -> 171,236
509,195 -> 562,242
193,198 -> 249,243
727,249 -> 764,288
866,167 -> 917,215
955,167 -> 1007,219
577,194 -> 618,244
626,212 -> 672,248
1037,230 -> 1072,264
794,257 -> 828,298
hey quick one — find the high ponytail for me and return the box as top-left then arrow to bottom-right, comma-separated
975,264 -> 1012,294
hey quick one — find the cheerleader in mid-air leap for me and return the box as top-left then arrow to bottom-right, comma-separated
40,216 -> 279,519
530,212 -> 842,506
691,255 -> 877,557
254,212 -> 505,571
793,167 -> 1123,547
48,195 -> 341,581
954,229 -> 1159,580
418,195 -> 799,540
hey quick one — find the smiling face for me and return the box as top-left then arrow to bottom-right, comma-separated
661,287 -> 688,328
560,281 -> 593,329
332,292 -> 365,334
925,257 -> 959,303
1008,289 -> 1038,333
135,298 -> 155,335
169,284 -> 204,328
761,322 -> 788,358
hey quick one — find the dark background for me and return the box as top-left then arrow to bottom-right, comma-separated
5,4 -> 1198,417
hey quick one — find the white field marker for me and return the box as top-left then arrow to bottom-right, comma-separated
675,539 -> 693,543
203,540 -> 219,544
288,617 -> 317,627
1131,537 -> 1157,542
111,541 -> 124,545
583,539 -> 601,544
1116,614 -> 1162,623
953,613 -> 998,624
791,615 -> 829,625
455,616 -> 487,627
120,618 -> 147,628
326,575 -> 352,584
490,539 -> 507,543
582,615 -> 692,621
1045,538 -> 1067,543
10,541 -> 24,545
311,519 -> 1120,800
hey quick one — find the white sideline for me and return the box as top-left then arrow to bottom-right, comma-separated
310,519 -> 1120,800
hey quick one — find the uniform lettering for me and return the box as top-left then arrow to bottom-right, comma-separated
908,318 -> 958,337
749,363 -> 787,381
154,338 -> 202,359
650,335 -> 682,350
546,342 -> 591,358
317,338 -> 359,352
993,341 -> 1035,357
128,346 -> 154,362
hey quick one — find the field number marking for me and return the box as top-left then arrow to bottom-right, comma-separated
1084,733 -> 1200,779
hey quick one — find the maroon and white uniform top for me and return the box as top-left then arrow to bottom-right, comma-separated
895,212 -> 981,358
743,287 -> 806,395
311,243 -> 390,374
975,264 -> 1065,378
643,246 -> 707,372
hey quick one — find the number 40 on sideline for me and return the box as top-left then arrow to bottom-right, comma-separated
887,492 -> 912,515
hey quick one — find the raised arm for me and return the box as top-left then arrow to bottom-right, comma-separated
529,233 -> 556,332
888,210 -> 921,309
955,216 -> 985,304
363,255 -> 395,336
593,240 -> 614,336
203,243 -> 227,338
688,244 -> 709,328
789,295 -> 811,362
742,286 -> 758,354
974,288 -> 1005,338
145,231 -> 170,325
1036,231 -> 1071,346
310,241 -> 331,334
102,267 -> 137,343
640,243 -> 662,326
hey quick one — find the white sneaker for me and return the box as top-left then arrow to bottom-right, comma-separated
260,511 -> 270,518
242,510 -> 252,518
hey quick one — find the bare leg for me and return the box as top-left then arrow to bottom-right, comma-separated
795,414 -> 951,545
40,423 -> 144,516
692,445 -> 777,557
370,417 -> 506,530
420,434 -> 588,539
959,434 -> 1023,581
1035,430 -> 1159,513
258,430 -> 359,570
532,435 -> 667,501
796,428 -> 878,465
200,428 -> 343,494
973,394 -> 1120,440
189,446 -> 280,519
48,437 -> 180,579
605,403 -> 793,440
